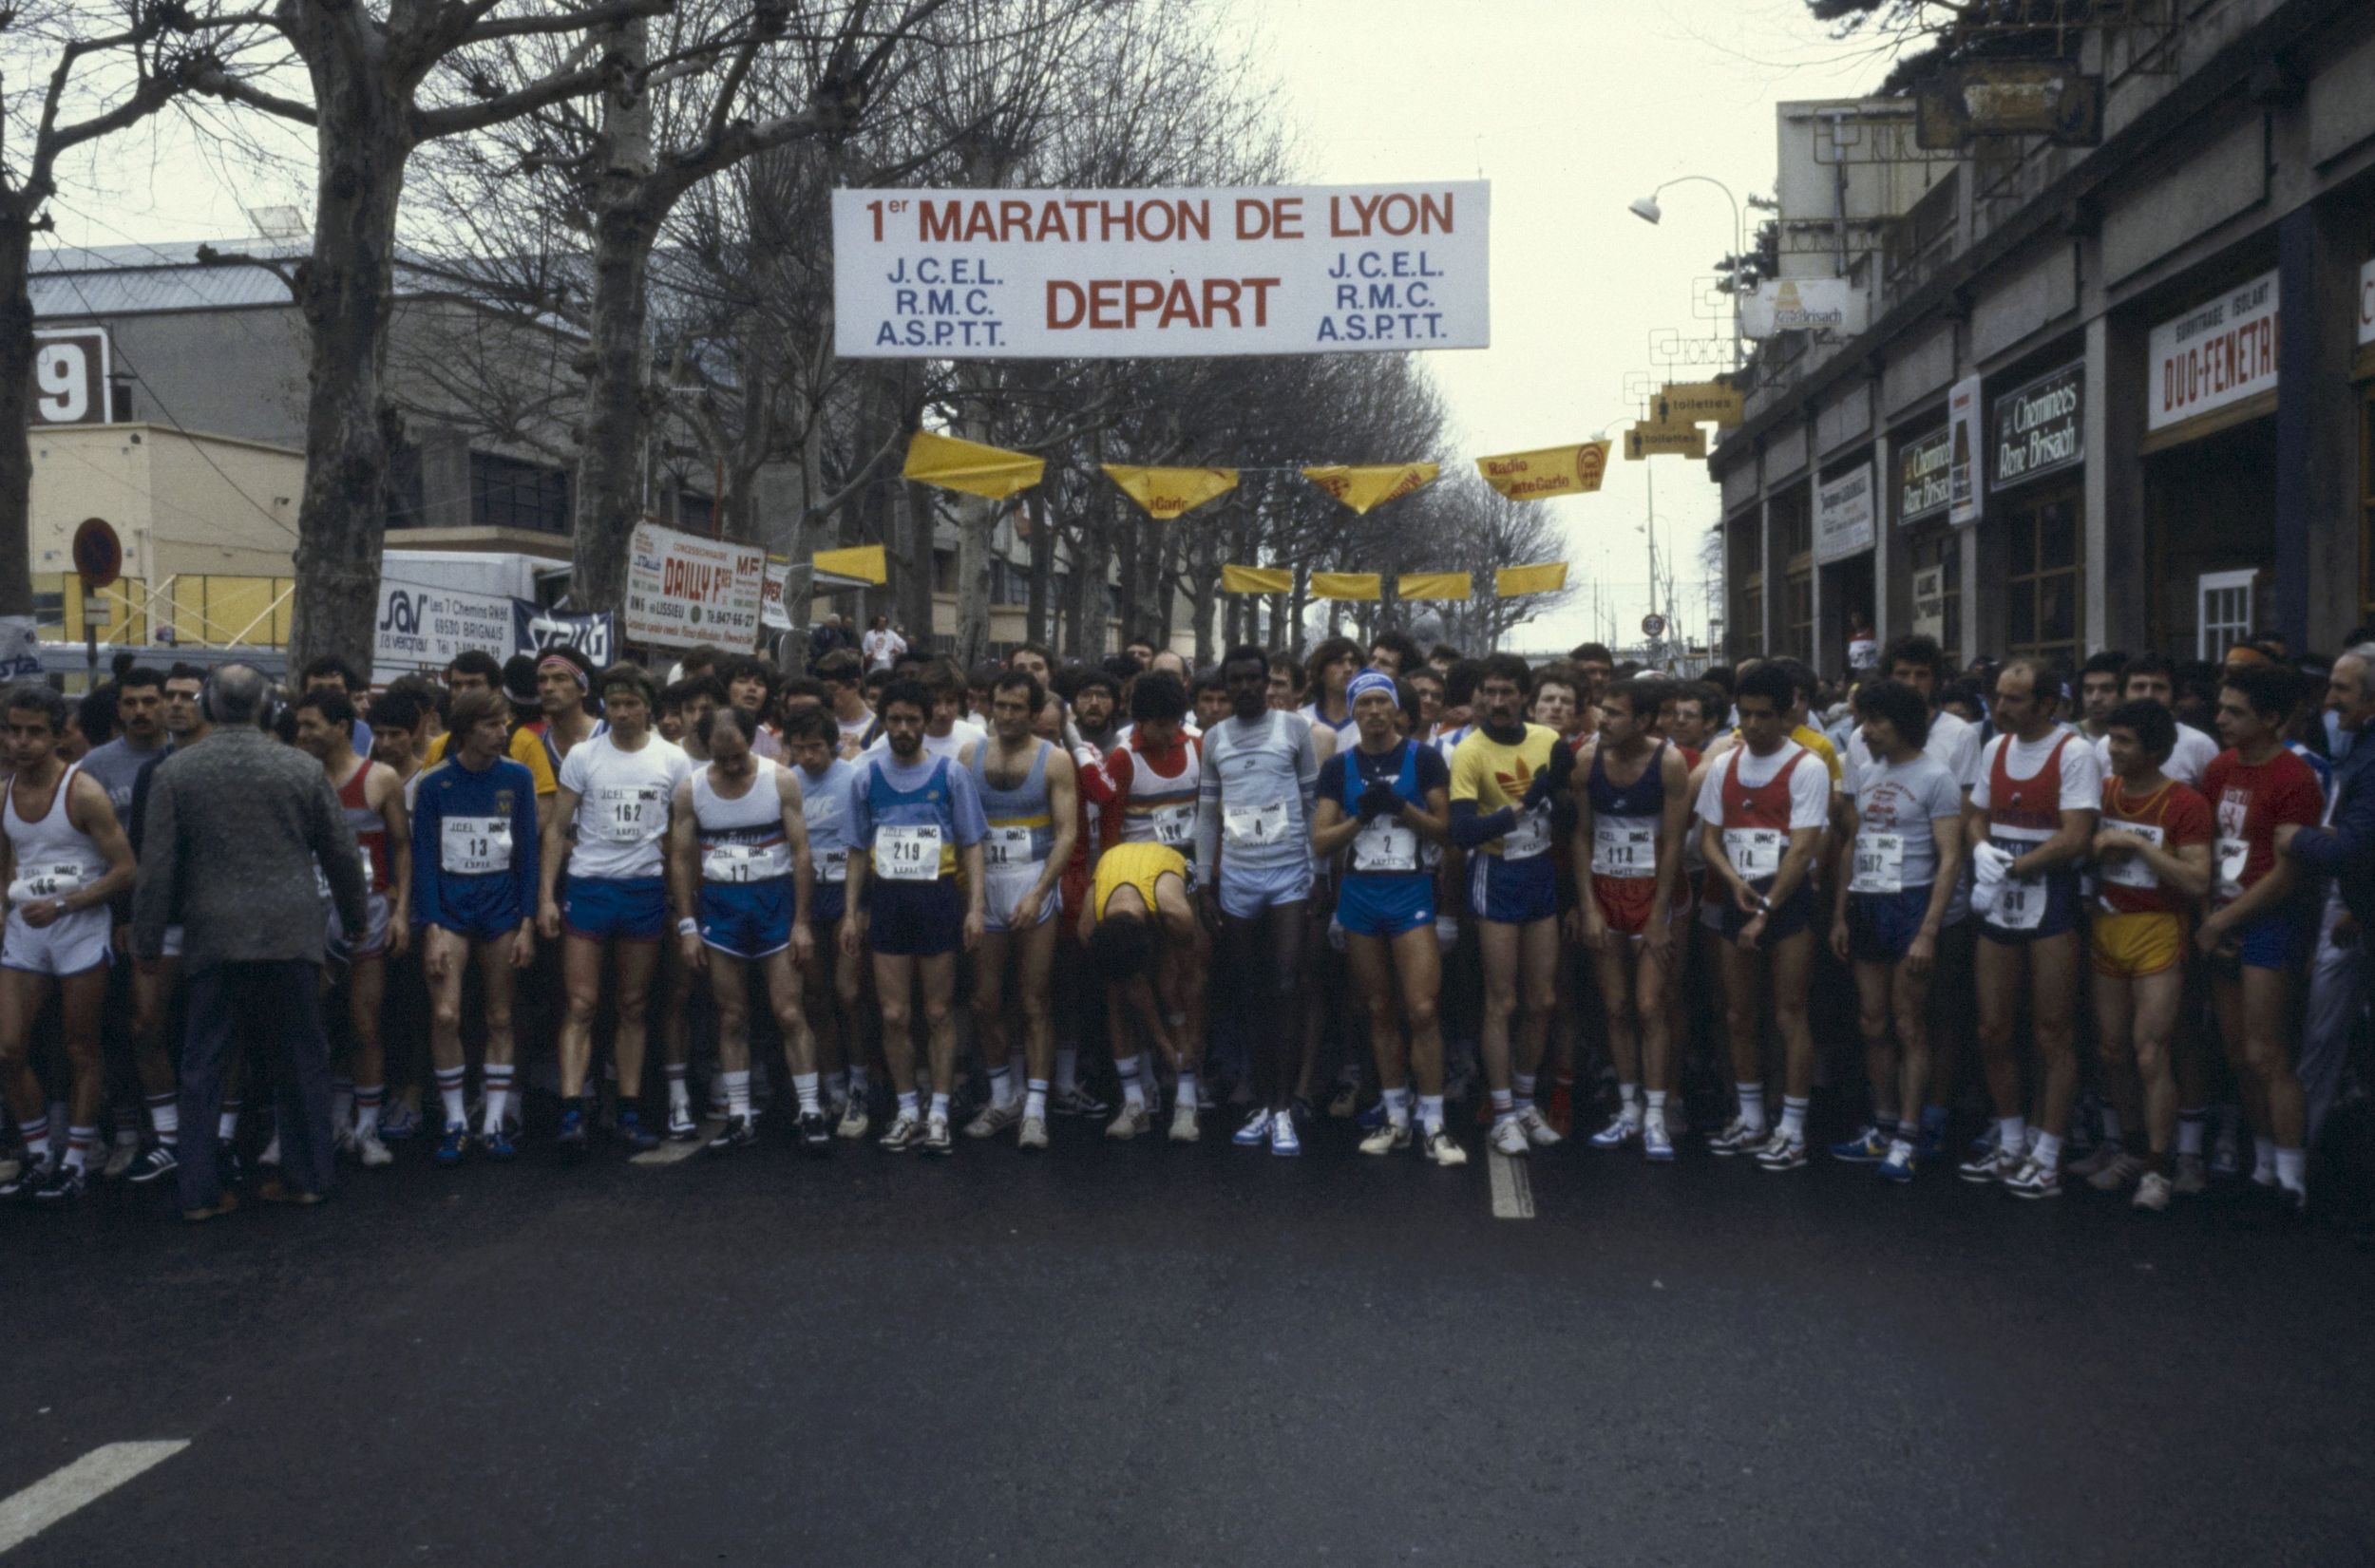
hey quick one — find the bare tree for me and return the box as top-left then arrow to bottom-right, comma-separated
0,1 -> 268,616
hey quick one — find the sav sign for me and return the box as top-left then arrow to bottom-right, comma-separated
832,182 -> 1490,359
372,580 -> 514,683
623,521 -> 765,652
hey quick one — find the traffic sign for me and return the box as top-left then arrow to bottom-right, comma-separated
1642,613 -> 1667,638
72,518 -> 122,590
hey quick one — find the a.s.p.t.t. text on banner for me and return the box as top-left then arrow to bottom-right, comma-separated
833,183 -> 1490,359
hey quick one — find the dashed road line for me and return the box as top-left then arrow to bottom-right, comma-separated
0,1441 -> 189,1555
1488,1149 -> 1534,1219
630,1124 -> 716,1165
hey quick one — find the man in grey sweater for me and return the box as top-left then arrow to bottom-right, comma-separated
132,665 -> 369,1218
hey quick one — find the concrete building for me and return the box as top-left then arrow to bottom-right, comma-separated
1709,0 -> 2375,675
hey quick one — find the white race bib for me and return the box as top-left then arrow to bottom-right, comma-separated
1350,819 -> 1419,875
2216,836 -> 2249,902
814,846 -> 848,884
440,816 -> 511,877
592,784 -> 662,845
1503,807 -> 1551,860
2098,822 -> 2164,892
1150,803 -> 1195,848
1591,819 -> 1657,879
703,840 -> 791,884
1223,801 -> 1288,849
1993,875 -> 2046,931
1721,826 -> 1783,880
873,823 -> 942,882
7,862 -> 90,902
983,824 -> 1040,870
1849,832 -> 1905,895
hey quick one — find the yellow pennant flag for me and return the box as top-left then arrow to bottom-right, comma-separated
1221,564 -> 1292,595
902,429 -> 1044,500
1495,562 -> 1569,597
1103,464 -> 1239,520
1474,442 -> 1610,502
1302,463 -> 1438,516
813,544 -> 887,585
1397,572 -> 1472,601
1310,573 -> 1381,601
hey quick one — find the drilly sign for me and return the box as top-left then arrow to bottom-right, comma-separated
1991,362 -> 2083,492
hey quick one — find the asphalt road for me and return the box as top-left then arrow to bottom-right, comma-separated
4,1111 -> 2371,1567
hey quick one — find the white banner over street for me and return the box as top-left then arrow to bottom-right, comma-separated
832,182 -> 1491,359
624,522 -> 766,653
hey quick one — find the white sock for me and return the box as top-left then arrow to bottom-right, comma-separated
1780,1096 -> 1808,1139
2252,1135 -> 2277,1184
1418,1093 -> 1445,1132
1382,1085 -> 1411,1123
2176,1109 -> 2206,1156
1997,1116 -> 2026,1155
436,1068 -> 466,1129
723,1069 -> 751,1119
1054,1047 -> 1079,1094
148,1097 -> 179,1146
1174,1070 -> 1198,1112
986,1065 -> 1013,1109
218,1105 -> 240,1142
929,1091 -> 950,1120
1645,1089 -> 1667,1120
1490,1087 -> 1514,1115
483,1068 -> 514,1133
1616,1082 -> 1640,1120
1513,1071 -> 1536,1111
1117,1055 -> 1146,1110
2032,1130 -> 2063,1170
896,1090 -> 919,1117
793,1072 -> 820,1115
2274,1145 -> 2307,1194
354,1085 -> 382,1137
1024,1080 -> 1049,1121
18,1116 -> 49,1162
1736,1082 -> 1765,1132
65,1124 -> 96,1172
666,1067 -> 690,1113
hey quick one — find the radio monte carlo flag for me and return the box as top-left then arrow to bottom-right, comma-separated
1475,442 -> 1609,502
902,429 -> 1043,499
1221,565 -> 1292,595
834,183 -> 1489,359
1302,463 -> 1438,515
1104,464 -> 1238,520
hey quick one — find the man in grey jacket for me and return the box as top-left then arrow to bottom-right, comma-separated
132,664 -> 369,1218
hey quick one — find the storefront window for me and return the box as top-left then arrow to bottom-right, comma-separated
2004,488 -> 2081,666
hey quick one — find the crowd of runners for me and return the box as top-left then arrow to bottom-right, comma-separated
1,622 -> 2368,1227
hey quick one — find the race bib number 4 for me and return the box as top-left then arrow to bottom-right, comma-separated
1849,832 -> 1905,896
1721,827 -> 1782,880
874,823 -> 942,882
1223,802 -> 1288,849
1591,819 -> 1656,879
441,816 -> 511,877
1350,820 -> 1418,875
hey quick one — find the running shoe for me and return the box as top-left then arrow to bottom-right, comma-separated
835,1096 -> 870,1141
2132,1171 -> 2173,1213
556,1108 -> 588,1163
434,1124 -> 470,1166
1326,1081 -> 1361,1120
1958,1144 -> 2018,1185
1050,1085 -> 1110,1119
1231,1108 -> 1271,1147
102,1136 -> 140,1181
2086,1152 -> 2146,1194
1516,1106 -> 1563,1148
613,1110 -> 659,1153
481,1126 -> 518,1162
1707,1118 -> 1766,1158
1,1153 -> 53,1199
31,1162 -> 86,1203
1753,1128 -> 1807,1171
1587,1113 -> 1642,1150
2002,1156 -> 2061,1200
1422,1127 -> 1469,1167
2064,1140 -> 2126,1181
921,1114 -> 954,1156
352,1128 -> 395,1169
707,1115 -> 757,1153
965,1100 -> 1021,1140
1105,1102 -> 1151,1141
878,1110 -> 924,1152
1878,1142 -> 1915,1184
1018,1115 -> 1051,1151
2210,1124 -> 2241,1178
1269,1109 -> 1301,1157
1829,1125 -> 1890,1163
125,1141 -> 179,1185
376,1100 -> 421,1142
1359,1120 -> 1411,1157
2172,1152 -> 2210,1196
1489,1116 -> 1530,1158
1355,1099 -> 1390,1132
798,1111 -> 832,1154
665,1102 -> 699,1142
1168,1101 -> 1201,1143
1644,1120 -> 1676,1163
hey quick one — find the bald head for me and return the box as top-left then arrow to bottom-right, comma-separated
208,663 -> 270,727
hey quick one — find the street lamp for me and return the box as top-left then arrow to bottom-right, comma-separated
1627,175 -> 1747,371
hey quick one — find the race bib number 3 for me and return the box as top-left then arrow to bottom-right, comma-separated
1591,820 -> 1656,879
1849,832 -> 1905,896
1223,802 -> 1288,849
1721,827 -> 1782,880
874,823 -> 942,882
441,816 -> 511,877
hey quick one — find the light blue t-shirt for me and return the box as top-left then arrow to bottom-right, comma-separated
1851,752 -> 1963,892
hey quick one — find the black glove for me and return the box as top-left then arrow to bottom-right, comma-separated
1522,741 -> 1575,810
1357,781 -> 1403,822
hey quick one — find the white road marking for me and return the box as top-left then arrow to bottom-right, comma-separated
1488,1149 -> 1534,1219
0,1442 -> 188,1555
630,1123 -> 715,1165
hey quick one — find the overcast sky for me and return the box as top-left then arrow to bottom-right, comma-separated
48,0 -> 1894,654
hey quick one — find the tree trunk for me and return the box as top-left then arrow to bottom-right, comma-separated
1025,495 -> 1053,647
0,217 -> 41,616
951,377 -> 995,667
900,480 -> 936,649
1074,516 -> 1109,661
570,15 -> 657,618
